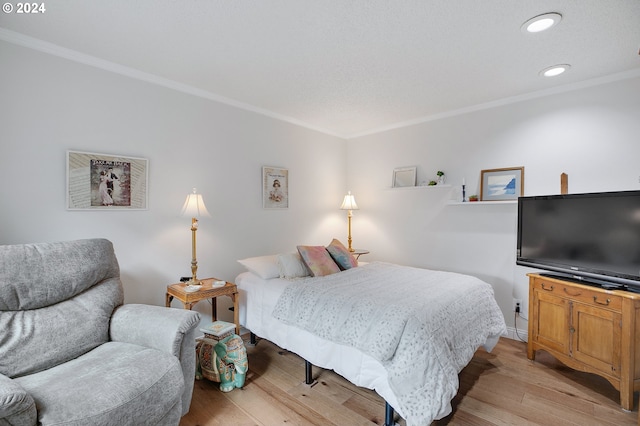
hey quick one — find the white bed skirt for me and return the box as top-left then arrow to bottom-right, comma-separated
236,270 -> 502,422
236,271 -> 404,415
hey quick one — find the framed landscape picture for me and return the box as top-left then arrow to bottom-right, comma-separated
67,150 -> 148,210
480,167 -> 524,201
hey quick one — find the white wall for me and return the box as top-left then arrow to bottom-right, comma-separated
3,38 -> 640,337
0,40 -> 347,324
346,76 -> 640,334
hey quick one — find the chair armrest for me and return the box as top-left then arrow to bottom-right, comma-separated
110,304 -> 201,416
110,304 -> 200,358
0,373 -> 36,425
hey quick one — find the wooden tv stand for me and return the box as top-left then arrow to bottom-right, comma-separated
527,273 -> 640,410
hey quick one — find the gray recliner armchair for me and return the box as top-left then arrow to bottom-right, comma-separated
0,238 -> 201,425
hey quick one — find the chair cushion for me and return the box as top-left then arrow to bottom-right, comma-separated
0,278 -> 123,378
15,342 -> 184,426
0,239 -> 121,311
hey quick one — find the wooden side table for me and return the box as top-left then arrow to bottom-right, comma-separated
166,278 -> 239,335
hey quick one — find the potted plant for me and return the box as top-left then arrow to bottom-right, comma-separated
469,195 -> 479,202
436,171 -> 445,185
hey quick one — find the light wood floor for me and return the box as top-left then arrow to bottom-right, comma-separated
180,336 -> 637,425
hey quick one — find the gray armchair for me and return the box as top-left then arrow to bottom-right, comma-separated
0,239 -> 201,426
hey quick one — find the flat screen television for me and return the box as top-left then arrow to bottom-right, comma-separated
517,190 -> 640,291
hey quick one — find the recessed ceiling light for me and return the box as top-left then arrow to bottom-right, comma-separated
540,64 -> 571,77
522,13 -> 562,33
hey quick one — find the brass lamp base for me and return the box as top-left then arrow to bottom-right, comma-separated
189,217 -> 200,284
347,211 -> 354,252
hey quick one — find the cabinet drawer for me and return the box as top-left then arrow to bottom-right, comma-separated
532,278 -> 622,311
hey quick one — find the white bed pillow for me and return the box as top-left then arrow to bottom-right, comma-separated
277,253 -> 310,279
237,255 -> 279,279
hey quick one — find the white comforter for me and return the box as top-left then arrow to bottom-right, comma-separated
271,262 -> 506,426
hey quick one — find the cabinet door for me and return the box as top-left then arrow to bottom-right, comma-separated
571,302 -> 621,378
533,290 -> 571,355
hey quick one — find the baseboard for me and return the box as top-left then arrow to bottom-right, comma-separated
504,326 -> 528,342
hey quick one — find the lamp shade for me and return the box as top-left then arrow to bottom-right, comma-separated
181,188 -> 211,218
340,191 -> 359,210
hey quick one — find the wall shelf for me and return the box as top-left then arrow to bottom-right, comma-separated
447,200 -> 517,205
388,184 -> 451,190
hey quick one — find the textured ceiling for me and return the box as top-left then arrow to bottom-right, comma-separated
1,0 -> 639,138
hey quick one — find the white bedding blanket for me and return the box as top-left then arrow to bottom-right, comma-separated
272,262 -> 506,426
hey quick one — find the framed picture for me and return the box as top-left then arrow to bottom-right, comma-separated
392,167 -> 417,188
67,150 -> 148,210
263,166 -> 288,209
480,167 -> 524,201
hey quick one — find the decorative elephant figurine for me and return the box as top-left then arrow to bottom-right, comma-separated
195,338 -> 220,382
214,334 -> 248,392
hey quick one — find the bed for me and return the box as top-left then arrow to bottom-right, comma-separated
236,252 -> 506,426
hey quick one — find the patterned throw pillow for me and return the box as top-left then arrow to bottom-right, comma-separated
326,238 -> 358,270
296,245 -> 341,277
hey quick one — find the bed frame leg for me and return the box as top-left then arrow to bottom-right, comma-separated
249,332 -> 256,345
304,360 -> 317,386
384,402 -> 394,426
305,360 -> 313,384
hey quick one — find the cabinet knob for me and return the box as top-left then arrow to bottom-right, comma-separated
593,296 -> 611,306
541,283 -> 554,291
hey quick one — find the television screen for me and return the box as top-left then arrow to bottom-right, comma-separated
517,190 -> 640,290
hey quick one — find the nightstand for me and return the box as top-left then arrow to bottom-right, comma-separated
351,249 -> 370,260
166,278 -> 239,334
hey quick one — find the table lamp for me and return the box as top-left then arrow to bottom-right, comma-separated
181,188 -> 210,284
340,191 -> 359,252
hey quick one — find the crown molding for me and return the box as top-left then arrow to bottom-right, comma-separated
0,28 -> 345,139
346,68 -> 640,139
3,27 -> 639,141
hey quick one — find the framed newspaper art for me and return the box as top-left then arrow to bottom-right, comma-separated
67,150 -> 148,210
263,166 -> 288,209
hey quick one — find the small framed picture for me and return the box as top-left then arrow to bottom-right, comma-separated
67,150 -> 148,210
480,167 -> 524,201
263,166 -> 288,209
392,167 -> 417,188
